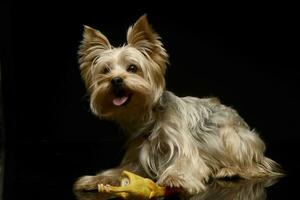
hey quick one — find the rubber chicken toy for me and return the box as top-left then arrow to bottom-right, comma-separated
98,171 -> 179,200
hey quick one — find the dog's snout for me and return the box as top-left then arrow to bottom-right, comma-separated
111,77 -> 123,86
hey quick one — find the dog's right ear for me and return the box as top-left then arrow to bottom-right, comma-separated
78,25 -> 111,90
80,25 -> 111,49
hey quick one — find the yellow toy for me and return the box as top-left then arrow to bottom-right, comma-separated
98,171 -> 179,199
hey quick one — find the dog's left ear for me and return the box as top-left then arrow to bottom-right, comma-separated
127,15 -> 169,71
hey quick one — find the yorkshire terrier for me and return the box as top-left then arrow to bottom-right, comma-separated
74,15 -> 282,198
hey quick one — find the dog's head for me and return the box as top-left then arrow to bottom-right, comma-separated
78,15 -> 168,123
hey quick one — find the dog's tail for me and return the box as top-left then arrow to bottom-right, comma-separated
216,157 -> 285,181
257,157 -> 285,178
237,157 -> 285,180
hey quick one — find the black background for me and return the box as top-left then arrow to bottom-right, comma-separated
1,1 -> 299,199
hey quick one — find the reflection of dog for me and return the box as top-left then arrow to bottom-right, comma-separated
74,14 -> 282,198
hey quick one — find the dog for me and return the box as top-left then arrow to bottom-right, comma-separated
73,14 -> 282,199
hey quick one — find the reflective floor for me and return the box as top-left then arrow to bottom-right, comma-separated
74,177 -> 282,200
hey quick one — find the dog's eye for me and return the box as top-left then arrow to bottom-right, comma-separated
127,64 -> 137,73
103,67 -> 110,74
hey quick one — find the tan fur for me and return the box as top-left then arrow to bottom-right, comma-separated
74,15 -> 283,199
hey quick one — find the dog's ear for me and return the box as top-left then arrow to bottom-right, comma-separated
127,14 -> 168,71
78,25 -> 111,90
127,15 -> 169,103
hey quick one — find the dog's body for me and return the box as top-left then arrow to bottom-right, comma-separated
74,15 -> 282,198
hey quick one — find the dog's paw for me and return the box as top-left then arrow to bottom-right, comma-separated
73,175 -> 119,192
74,190 -> 112,200
158,173 -> 206,195
158,174 -> 184,188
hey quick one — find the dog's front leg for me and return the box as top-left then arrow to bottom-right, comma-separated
73,167 -> 124,192
74,141 -> 145,192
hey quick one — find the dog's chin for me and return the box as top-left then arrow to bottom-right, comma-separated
91,87 -> 153,123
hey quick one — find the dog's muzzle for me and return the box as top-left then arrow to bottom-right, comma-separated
111,77 -> 131,106
111,77 -> 124,97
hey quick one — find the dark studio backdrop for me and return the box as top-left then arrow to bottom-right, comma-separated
1,1 -> 299,200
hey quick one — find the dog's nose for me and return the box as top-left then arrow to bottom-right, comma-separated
111,77 -> 123,86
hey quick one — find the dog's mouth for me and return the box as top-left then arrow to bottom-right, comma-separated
112,88 -> 132,107
112,94 -> 132,106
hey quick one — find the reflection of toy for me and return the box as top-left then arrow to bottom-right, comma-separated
98,171 -> 179,199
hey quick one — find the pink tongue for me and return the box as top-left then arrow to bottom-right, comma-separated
113,96 -> 129,106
